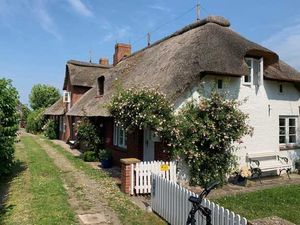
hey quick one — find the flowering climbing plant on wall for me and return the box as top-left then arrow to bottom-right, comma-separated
172,91 -> 253,186
108,88 -> 174,138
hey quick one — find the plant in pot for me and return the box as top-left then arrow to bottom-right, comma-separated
99,149 -> 113,168
233,165 -> 252,186
295,158 -> 300,174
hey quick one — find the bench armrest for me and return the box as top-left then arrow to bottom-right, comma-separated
249,159 -> 260,167
277,155 -> 289,164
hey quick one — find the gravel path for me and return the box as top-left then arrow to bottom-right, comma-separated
32,134 -> 121,225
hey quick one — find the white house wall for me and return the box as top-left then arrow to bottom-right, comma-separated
175,75 -> 300,167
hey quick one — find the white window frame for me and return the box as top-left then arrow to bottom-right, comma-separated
279,116 -> 297,145
63,91 -> 71,103
113,123 -> 127,149
243,57 -> 263,86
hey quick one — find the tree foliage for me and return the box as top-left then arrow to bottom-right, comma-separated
29,84 -> 60,110
0,78 -> 19,175
172,92 -> 253,186
26,108 -> 46,134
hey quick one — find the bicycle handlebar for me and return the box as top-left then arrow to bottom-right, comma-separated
205,180 -> 220,194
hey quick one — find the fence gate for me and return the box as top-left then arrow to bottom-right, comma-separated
130,161 -> 176,195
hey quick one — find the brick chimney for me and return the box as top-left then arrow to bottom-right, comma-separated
99,58 -> 109,65
113,43 -> 131,66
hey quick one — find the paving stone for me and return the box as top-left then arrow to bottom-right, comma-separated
78,213 -> 107,224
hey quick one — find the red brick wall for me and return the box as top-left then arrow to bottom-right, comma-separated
60,75 -> 90,142
104,118 -> 143,167
71,86 -> 90,107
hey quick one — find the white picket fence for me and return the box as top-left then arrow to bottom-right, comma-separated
151,174 -> 247,225
131,161 -> 176,195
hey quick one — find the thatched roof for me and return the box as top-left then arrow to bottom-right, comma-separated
63,60 -> 111,90
44,98 -> 65,116
66,16 -> 300,117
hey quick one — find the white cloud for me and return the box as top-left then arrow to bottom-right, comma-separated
149,4 -> 171,13
103,25 -> 132,42
67,0 -> 93,17
262,20 -> 300,70
32,0 -> 62,40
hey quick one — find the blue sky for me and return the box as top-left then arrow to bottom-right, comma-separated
1,0 -> 300,105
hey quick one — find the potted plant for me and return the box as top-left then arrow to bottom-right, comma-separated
233,165 -> 252,186
99,149 -> 113,168
295,158 -> 300,174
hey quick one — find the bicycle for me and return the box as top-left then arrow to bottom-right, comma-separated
186,181 -> 220,225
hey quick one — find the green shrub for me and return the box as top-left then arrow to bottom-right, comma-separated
0,78 -> 19,176
82,151 -> 98,162
77,119 -> 101,157
99,149 -> 112,161
172,91 -> 252,186
44,119 -> 58,139
26,108 -> 46,134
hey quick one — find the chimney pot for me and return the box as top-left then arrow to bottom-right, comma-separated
99,58 -> 109,65
113,43 -> 131,66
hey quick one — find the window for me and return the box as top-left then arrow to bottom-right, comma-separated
113,124 -> 127,148
97,76 -> 105,96
279,84 -> 283,93
243,58 -> 263,86
59,116 -> 63,132
217,79 -> 223,89
279,117 -> 297,144
63,91 -> 71,103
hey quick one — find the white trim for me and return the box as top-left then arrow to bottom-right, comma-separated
63,91 -> 71,103
113,123 -> 127,149
243,57 -> 263,86
279,116 -> 297,145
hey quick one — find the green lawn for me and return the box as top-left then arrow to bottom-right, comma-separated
215,184 -> 300,225
0,136 -> 78,225
44,138 -> 166,225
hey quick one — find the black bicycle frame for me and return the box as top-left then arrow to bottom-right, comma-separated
186,181 -> 219,225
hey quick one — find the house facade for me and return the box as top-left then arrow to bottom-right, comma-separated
45,16 -> 300,167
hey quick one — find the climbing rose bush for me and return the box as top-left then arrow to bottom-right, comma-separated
172,92 -> 253,186
108,88 -> 174,138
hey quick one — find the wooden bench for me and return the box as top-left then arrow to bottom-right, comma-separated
246,152 -> 292,182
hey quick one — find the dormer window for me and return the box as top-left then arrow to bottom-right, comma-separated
97,76 -> 105,96
63,91 -> 70,103
243,57 -> 263,86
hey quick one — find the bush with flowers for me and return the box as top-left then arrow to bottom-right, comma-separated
171,92 -> 253,186
108,88 -> 252,187
108,88 -> 174,138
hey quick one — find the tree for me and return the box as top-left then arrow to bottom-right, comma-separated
29,84 -> 60,110
26,108 -> 46,134
0,78 -> 19,176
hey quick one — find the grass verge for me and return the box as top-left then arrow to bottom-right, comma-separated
215,184 -> 300,224
0,136 -> 78,225
44,138 -> 166,225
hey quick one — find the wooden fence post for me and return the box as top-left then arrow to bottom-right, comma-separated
120,158 -> 140,195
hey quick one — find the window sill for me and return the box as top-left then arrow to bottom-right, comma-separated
113,145 -> 127,151
279,145 -> 300,151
